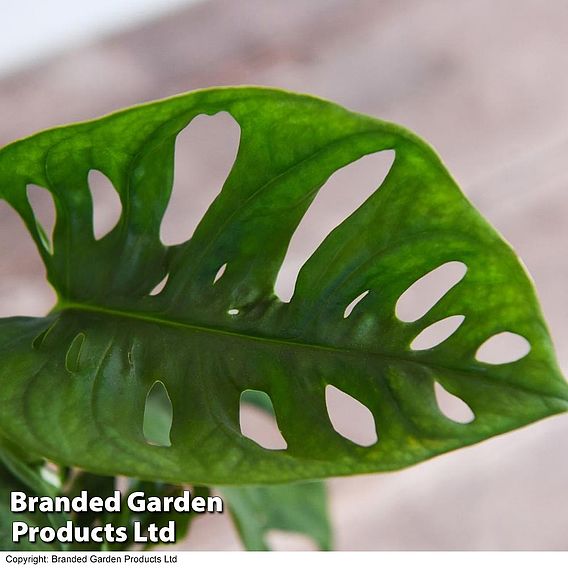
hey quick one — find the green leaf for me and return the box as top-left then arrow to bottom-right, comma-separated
223,482 -> 331,551
0,434 -> 59,497
0,87 -> 566,485
0,463 -> 62,551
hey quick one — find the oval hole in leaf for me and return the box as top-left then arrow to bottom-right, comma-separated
475,332 -> 531,364
274,150 -> 395,302
143,381 -> 173,447
213,262 -> 227,284
26,184 -> 56,253
88,170 -> 122,240
325,385 -> 377,446
160,112 -> 240,246
65,333 -> 85,373
40,462 -> 62,489
344,290 -> 370,319
0,201 -> 56,317
434,382 -> 474,424
410,315 -> 465,351
115,476 -> 130,494
396,261 -> 467,322
149,273 -> 169,296
32,319 -> 59,350
266,531 -> 318,551
239,390 -> 287,450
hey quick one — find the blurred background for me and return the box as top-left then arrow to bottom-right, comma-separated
1,0 -> 568,551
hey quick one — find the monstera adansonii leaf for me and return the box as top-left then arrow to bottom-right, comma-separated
0,87 -> 566,485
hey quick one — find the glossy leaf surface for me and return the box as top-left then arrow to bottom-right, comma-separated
0,87 -> 566,485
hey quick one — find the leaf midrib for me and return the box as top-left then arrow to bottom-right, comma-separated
54,300 -> 568,404
57,298 -> 385,357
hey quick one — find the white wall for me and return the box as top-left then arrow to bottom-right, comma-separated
1,0 -> 204,77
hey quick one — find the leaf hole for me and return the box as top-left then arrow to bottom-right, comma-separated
149,273 -> 169,296
115,476 -> 130,494
32,330 -> 48,351
88,170 -> 122,240
266,530 -> 319,551
274,150 -> 395,302
396,261 -> 467,322
160,112 -> 240,246
32,320 -> 59,350
239,390 -> 287,450
227,308 -> 239,316
143,381 -> 173,447
325,385 -> 377,446
26,184 -> 56,253
475,332 -> 531,364
434,382 -> 474,424
39,462 -> 63,489
65,333 -> 85,373
128,343 -> 139,369
343,290 -> 370,319
213,263 -> 227,284
410,315 -> 465,350
0,200 -> 56,317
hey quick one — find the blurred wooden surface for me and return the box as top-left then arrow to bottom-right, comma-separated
1,0 -> 568,550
